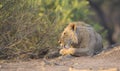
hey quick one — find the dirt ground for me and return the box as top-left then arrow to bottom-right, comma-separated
0,46 -> 120,71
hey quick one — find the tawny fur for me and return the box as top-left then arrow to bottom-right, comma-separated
59,21 -> 103,56
59,47 -> 75,55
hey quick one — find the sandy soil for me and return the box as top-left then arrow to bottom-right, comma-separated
0,46 -> 120,71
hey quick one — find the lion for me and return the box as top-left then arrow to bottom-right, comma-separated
59,46 -> 75,55
58,21 -> 103,56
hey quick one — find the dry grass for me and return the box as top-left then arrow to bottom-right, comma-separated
0,12 -> 60,60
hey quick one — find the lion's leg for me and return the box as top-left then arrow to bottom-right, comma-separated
87,48 -> 95,56
72,47 -> 93,57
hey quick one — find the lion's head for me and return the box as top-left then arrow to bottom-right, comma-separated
58,23 -> 78,48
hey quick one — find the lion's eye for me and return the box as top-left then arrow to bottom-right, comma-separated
64,33 -> 66,35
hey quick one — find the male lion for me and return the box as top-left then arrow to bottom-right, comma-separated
58,21 -> 103,56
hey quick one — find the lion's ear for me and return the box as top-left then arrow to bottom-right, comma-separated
69,23 -> 76,31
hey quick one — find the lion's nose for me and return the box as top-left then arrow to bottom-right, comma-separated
58,40 -> 61,44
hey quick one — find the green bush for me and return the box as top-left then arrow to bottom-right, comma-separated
0,0 -> 94,60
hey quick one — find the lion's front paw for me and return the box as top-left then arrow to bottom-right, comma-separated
59,48 -> 75,55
